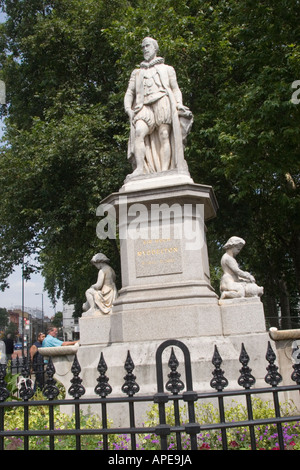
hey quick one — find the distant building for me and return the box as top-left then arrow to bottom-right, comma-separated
8,310 -> 19,332
8,309 -> 31,346
7,308 -> 51,345
62,304 -> 78,341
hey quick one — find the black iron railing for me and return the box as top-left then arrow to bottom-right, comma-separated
0,339 -> 300,451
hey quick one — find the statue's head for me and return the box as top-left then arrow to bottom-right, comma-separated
223,236 -> 245,252
91,253 -> 110,265
141,37 -> 159,61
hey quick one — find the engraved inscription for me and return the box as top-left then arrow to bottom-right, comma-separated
135,238 -> 183,277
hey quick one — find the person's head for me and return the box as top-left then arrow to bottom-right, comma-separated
37,332 -> 45,342
141,37 -> 159,62
47,327 -> 58,337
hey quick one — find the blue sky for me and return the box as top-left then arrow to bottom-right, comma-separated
0,10 -> 63,317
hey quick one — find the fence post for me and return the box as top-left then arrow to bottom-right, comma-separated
155,339 -> 200,450
43,357 -> 60,450
210,345 -> 228,450
265,341 -> 284,450
68,354 -> 85,451
95,352 -> 112,450
238,343 -> 256,450
166,347 -> 184,449
122,351 -> 140,450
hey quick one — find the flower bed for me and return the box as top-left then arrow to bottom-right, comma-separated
2,396 -> 300,450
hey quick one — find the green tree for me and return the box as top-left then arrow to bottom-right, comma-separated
51,311 -> 63,328
0,307 -> 9,330
0,0 -> 129,314
5,321 -> 18,338
204,0 -> 300,328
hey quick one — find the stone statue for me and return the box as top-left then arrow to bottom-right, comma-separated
82,253 -> 118,316
124,37 -> 193,178
220,236 -> 264,299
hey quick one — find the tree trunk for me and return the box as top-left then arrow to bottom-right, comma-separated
263,295 -> 279,329
279,277 -> 292,329
291,234 -> 300,295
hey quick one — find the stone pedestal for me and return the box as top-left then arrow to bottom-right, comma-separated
219,297 -> 266,336
100,179 -> 219,336
77,175 -> 270,426
78,274 -> 268,426
78,298 -> 269,426
79,297 -> 267,348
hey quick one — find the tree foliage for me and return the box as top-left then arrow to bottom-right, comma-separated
0,307 -> 8,330
0,0 -> 299,324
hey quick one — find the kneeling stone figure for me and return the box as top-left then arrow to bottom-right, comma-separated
82,253 -> 118,316
220,236 -> 264,300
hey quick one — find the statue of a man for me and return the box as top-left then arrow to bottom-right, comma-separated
220,236 -> 264,299
124,37 -> 193,177
82,253 -> 118,316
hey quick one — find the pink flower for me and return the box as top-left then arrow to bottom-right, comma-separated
199,443 -> 211,450
229,440 -> 239,448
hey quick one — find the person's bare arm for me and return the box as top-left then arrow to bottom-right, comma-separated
62,340 -> 79,346
29,344 -> 38,360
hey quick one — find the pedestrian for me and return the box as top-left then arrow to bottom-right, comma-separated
30,332 -> 46,390
3,333 -> 14,363
42,326 -> 78,347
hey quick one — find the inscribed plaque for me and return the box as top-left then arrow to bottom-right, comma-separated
135,238 -> 183,277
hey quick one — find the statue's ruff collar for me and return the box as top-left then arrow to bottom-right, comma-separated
140,57 -> 165,69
